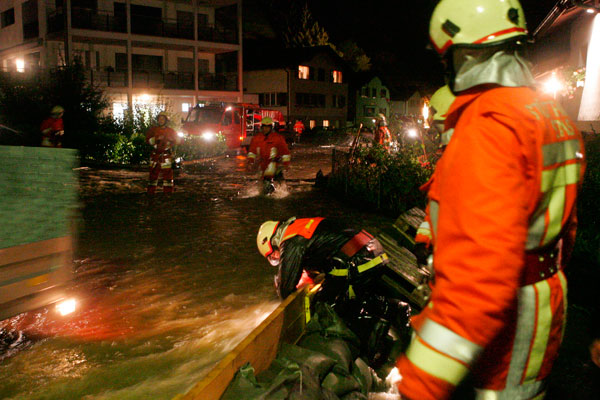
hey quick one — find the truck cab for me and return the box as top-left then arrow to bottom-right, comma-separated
182,103 -> 286,151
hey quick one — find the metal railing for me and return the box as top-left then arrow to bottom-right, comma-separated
85,69 -> 237,91
47,7 -> 238,43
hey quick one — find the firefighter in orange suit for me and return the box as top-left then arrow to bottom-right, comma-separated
374,114 -> 392,149
40,105 -> 65,147
247,117 -> 291,180
414,85 -> 455,267
396,1 -> 586,399
146,111 -> 180,194
257,217 -> 409,367
293,119 -> 305,142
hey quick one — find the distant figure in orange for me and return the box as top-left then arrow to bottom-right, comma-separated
40,105 -> 64,147
293,120 -> 305,142
145,112 -> 181,194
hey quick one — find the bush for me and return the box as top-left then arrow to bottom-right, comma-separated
328,145 -> 431,215
175,133 -> 228,160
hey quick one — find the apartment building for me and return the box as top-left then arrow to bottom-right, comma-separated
0,0 -> 242,118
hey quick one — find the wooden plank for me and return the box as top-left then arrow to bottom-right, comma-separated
178,287 -> 308,400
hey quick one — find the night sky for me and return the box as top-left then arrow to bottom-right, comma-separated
245,0 -> 560,88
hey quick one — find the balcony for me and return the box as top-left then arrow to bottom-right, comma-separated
47,8 -> 238,44
85,69 -> 238,91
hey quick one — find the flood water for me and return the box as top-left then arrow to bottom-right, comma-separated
0,144 -> 391,400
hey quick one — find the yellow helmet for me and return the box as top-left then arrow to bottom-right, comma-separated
257,220 -> 279,257
261,117 -> 274,126
429,85 -> 455,122
429,0 -> 528,56
51,105 -> 64,116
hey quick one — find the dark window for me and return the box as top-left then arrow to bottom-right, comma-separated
277,93 -> 287,106
177,57 -> 194,73
72,0 -> 97,10
1,8 -> 15,28
339,95 -> 345,107
197,13 -> 208,26
55,0 -> 64,8
364,106 -> 375,116
259,93 -> 265,106
361,87 -> 368,97
309,66 -> 315,80
380,89 -> 387,98
22,0 -> 39,40
317,68 -> 325,81
131,4 -> 162,35
115,53 -> 127,71
371,88 -> 377,98
132,54 -> 162,71
198,59 -> 209,74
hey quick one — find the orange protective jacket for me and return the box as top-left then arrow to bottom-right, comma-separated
247,131 -> 291,174
397,87 -> 585,400
146,125 -> 179,164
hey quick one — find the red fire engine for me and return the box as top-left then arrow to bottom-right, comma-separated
182,103 -> 286,150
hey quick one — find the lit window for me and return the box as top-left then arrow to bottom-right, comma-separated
182,103 -> 190,113
309,120 -> 316,129
323,120 -> 329,127
16,59 -> 25,73
298,65 -> 309,79
112,103 -> 126,119
332,70 -> 342,83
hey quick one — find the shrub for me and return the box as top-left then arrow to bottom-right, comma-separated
328,145 -> 431,215
175,133 -> 228,160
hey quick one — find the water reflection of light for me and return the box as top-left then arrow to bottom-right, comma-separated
56,298 -> 77,316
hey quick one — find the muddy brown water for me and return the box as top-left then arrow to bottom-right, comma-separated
0,145 -> 392,400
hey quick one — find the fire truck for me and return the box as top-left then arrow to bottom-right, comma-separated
181,103 -> 286,150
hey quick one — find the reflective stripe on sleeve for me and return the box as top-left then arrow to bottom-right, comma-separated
329,268 -> 348,277
541,163 -> 580,192
543,186 -> 566,246
247,152 -> 256,159
418,318 -> 483,365
406,335 -> 469,385
281,154 -> 291,162
429,200 -> 439,239
542,139 -> 580,167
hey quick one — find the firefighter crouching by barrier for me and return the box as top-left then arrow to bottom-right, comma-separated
257,217 -> 412,368
146,111 -> 181,194
395,1 -> 586,399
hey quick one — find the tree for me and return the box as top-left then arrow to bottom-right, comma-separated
338,41 -> 371,72
282,2 -> 332,48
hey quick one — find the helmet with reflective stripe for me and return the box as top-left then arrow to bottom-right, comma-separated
261,117 -> 274,126
429,85 -> 455,122
257,220 -> 279,257
51,105 -> 64,116
429,0 -> 528,56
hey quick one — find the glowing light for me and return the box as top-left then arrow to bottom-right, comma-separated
407,128 -> 418,138
16,59 -> 25,73
225,106 -> 232,111
422,102 -> 430,129
477,6 -> 485,13
202,131 -> 215,141
56,298 -> 76,316
177,131 -> 185,138
543,72 -> 563,99
139,94 -> 151,102
587,8 -> 596,14
579,14 -> 600,120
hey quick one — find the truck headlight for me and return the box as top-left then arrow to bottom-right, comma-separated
202,131 -> 215,141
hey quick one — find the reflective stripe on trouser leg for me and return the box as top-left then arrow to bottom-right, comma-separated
474,273 -> 567,399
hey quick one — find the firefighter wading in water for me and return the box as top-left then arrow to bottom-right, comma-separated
257,217 -> 411,368
145,111 -> 180,194
246,117 -> 291,180
395,1 -> 586,399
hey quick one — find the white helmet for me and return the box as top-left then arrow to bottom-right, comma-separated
257,221 -> 279,257
429,0 -> 528,56
429,85 -> 455,122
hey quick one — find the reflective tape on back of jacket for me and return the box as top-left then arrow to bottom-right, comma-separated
396,87 -> 585,400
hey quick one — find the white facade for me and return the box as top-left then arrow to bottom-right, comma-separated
0,0 -> 243,119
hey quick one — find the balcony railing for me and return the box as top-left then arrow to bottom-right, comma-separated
86,69 -> 238,91
47,8 -> 238,44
